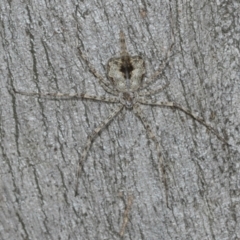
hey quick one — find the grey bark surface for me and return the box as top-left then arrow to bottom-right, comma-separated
0,0 -> 240,239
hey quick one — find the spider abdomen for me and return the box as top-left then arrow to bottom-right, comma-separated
107,56 -> 145,92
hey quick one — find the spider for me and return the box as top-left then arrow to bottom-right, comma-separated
15,30 -> 228,202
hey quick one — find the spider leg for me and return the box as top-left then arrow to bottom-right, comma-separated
139,99 -> 229,145
140,43 -> 174,90
139,81 -> 170,97
81,94 -> 119,103
14,90 -> 119,103
75,104 -> 124,196
119,30 -> 128,57
141,16 -> 175,90
78,48 -> 119,96
133,104 -> 169,207
119,194 -> 134,237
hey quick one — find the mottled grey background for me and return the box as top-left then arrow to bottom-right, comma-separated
0,0 -> 240,239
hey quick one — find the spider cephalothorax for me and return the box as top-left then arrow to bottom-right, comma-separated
119,92 -> 138,108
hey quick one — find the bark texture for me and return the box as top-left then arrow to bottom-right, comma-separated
0,0 -> 240,239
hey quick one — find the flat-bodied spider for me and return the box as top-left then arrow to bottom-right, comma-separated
14,30 -> 229,204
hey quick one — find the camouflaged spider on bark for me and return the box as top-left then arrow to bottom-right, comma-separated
15,31 -> 229,204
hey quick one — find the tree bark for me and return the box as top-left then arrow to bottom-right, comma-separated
0,0 -> 239,239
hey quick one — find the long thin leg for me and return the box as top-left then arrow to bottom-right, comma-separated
119,194 -> 134,237
139,99 -> 229,145
119,30 -> 129,58
75,104 -> 124,196
140,43 -> 174,90
133,104 -> 169,207
141,15 -> 175,90
78,48 -> 119,96
14,90 -> 119,103
139,81 -> 170,97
